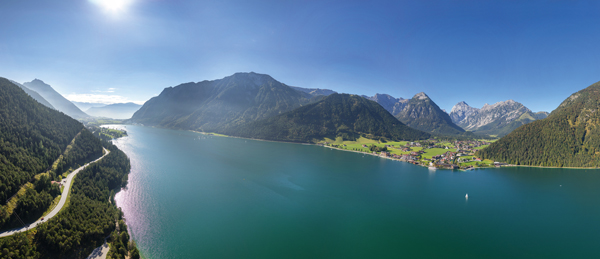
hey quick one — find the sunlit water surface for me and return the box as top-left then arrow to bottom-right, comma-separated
111,125 -> 600,258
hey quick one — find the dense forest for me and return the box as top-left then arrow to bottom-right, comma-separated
478,81 -> 600,167
0,142 -> 139,259
0,77 -> 139,258
0,77 -> 83,205
225,93 -> 431,142
54,129 -> 104,177
0,126 -> 105,230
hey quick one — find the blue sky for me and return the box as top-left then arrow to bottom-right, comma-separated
1,0 -> 599,112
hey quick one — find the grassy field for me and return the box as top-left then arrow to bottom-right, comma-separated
421,148 -> 454,159
320,137 -> 425,155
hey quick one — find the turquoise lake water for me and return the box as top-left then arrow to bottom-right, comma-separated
111,125 -> 600,258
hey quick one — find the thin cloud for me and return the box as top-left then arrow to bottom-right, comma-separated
65,93 -> 144,105
91,88 -> 117,93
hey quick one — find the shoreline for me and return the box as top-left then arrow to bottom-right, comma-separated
190,130 -> 466,170
143,126 -> 599,171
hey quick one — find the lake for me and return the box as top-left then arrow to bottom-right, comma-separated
111,125 -> 600,258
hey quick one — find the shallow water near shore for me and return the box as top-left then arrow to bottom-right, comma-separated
112,125 -> 600,259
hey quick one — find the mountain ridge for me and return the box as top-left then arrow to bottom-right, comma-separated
449,100 -> 548,136
22,79 -> 89,119
130,72 -> 317,132
224,93 -> 430,142
395,92 -> 465,135
9,80 -> 55,109
477,81 -> 600,167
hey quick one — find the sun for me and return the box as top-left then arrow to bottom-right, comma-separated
90,0 -> 134,14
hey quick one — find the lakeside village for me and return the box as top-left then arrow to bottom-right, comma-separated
318,139 -> 509,170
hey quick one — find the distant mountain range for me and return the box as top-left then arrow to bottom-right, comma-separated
478,81 -> 600,167
22,79 -> 89,119
363,94 -> 408,116
361,92 -> 465,136
73,101 -> 108,111
224,93 -> 430,142
9,80 -> 55,109
130,72 -> 429,142
449,100 -> 548,136
86,102 -> 142,119
131,72 -> 319,132
132,72 -> 555,139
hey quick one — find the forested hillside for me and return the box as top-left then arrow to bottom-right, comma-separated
22,79 -> 89,119
0,128 -> 103,230
0,77 -> 138,258
0,142 -> 138,258
225,93 -> 430,142
478,81 -> 600,167
130,72 -> 318,132
0,78 -> 83,204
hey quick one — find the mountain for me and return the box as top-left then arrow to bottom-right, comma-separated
449,100 -> 548,137
363,93 -> 408,116
73,101 -> 108,111
291,86 -> 336,96
477,81 -> 600,167
224,93 -> 430,143
533,111 -> 549,120
0,77 -> 88,205
9,80 -> 55,109
395,92 -> 465,135
449,101 -> 478,124
130,72 -> 318,132
86,102 -> 142,119
22,79 -> 89,119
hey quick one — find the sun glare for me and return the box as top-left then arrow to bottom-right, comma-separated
90,0 -> 134,14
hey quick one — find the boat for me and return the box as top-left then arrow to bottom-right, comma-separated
465,193 -> 469,199
428,166 -> 436,170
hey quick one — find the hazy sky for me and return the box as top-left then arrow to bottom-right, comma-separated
1,1 -> 599,111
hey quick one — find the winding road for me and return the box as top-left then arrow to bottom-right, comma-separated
0,148 -> 110,238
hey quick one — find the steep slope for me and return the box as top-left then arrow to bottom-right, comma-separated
0,77 -> 86,204
225,94 -> 430,143
86,102 -> 142,119
449,101 -> 478,124
363,93 -> 408,116
130,72 -> 317,132
291,86 -> 336,96
395,92 -> 465,135
9,80 -> 55,109
450,100 -> 549,136
478,81 -> 600,167
22,79 -> 89,119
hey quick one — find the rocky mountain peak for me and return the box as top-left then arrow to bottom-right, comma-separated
450,101 -> 474,113
413,92 -> 429,100
449,101 -> 479,126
